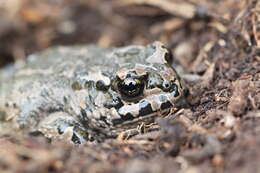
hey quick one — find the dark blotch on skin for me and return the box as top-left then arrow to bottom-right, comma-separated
161,45 -> 173,64
84,80 -> 95,89
57,127 -> 63,135
112,113 -> 135,125
139,101 -> 154,117
100,116 -> 110,126
172,84 -> 180,97
71,81 -> 82,90
112,119 -> 124,125
96,80 -> 109,91
71,133 -> 81,144
103,97 -> 124,109
101,71 -> 112,78
159,95 -> 173,110
160,101 -> 172,110
147,74 -> 163,89
80,109 -> 91,126
122,113 -> 135,121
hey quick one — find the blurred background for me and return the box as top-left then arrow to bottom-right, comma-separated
0,0 -> 244,70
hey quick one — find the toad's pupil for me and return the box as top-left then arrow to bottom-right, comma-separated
123,79 -> 138,92
126,81 -> 135,90
164,83 -> 170,88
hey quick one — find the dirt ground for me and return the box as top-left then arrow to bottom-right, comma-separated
0,0 -> 259,173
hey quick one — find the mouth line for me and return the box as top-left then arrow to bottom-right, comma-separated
113,107 -> 173,128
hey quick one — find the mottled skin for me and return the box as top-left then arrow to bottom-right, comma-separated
0,42 -> 188,144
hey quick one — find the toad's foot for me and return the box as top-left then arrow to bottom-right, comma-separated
117,122 -> 160,140
37,112 -> 90,144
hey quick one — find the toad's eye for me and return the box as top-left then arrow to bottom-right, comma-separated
118,77 -> 144,98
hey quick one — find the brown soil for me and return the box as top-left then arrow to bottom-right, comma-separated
0,0 -> 259,172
